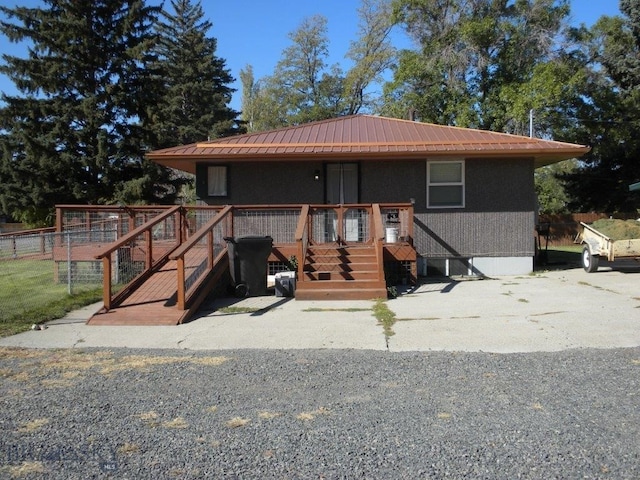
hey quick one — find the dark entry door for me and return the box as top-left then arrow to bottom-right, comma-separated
326,163 -> 358,204
325,163 -> 359,242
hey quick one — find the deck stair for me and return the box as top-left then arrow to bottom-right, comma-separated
295,244 -> 387,300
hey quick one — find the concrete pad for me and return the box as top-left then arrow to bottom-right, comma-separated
1,266 -> 639,353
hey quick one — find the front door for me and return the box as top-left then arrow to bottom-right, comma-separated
326,163 -> 359,242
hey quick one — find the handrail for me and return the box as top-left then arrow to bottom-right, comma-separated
94,205 -> 182,260
170,205 -> 232,260
0,227 -> 55,238
372,204 -> 386,283
294,204 -> 310,243
170,205 -> 233,310
96,205 -> 183,310
295,205 -> 310,282
372,204 -> 385,242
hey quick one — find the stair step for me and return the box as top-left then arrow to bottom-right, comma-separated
306,254 -> 376,264
305,262 -> 378,272
298,243 -> 385,300
297,279 -> 386,290
295,288 -> 388,301
304,270 -> 380,281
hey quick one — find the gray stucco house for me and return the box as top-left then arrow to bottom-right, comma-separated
148,114 -> 589,279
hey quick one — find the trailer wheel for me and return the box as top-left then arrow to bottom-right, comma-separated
582,245 -> 600,273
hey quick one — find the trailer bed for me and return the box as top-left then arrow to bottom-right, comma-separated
577,222 -> 640,272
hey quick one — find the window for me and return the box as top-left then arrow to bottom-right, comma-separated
427,160 -> 464,208
207,166 -> 227,197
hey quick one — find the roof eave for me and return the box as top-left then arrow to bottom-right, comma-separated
148,146 -> 590,172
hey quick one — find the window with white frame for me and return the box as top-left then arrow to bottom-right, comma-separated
207,166 -> 227,197
427,160 -> 465,208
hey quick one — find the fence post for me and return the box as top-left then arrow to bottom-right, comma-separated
66,231 -> 72,295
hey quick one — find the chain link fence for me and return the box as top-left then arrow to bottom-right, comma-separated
0,229 -> 116,325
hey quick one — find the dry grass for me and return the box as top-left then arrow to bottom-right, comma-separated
591,219 -> 640,241
226,417 -> 250,428
100,355 -> 229,374
296,407 -> 330,421
3,461 -> 46,478
162,417 -> 188,429
258,411 -> 282,420
437,412 -> 452,419
16,418 -> 49,433
117,442 -> 141,455
0,348 -> 230,388
136,411 -> 160,428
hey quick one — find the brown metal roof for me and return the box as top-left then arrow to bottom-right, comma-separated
147,115 -> 590,173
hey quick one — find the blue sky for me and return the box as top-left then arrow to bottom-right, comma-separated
0,1 -> 623,111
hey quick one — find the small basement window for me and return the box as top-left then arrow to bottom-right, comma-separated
207,166 -> 227,197
427,160 -> 464,208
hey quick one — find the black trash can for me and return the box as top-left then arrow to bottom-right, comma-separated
224,235 -> 273,297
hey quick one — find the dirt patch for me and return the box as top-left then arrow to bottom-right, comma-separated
590,219 -> 640,241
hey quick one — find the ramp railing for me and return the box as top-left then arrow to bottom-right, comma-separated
95,205 -> 184,310
169,206 -> 233,310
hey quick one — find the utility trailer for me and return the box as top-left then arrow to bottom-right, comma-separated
576,222 -> 640,272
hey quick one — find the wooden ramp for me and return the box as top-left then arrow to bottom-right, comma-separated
88,260 -> 185,326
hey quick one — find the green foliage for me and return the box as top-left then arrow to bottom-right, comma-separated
383,0 -> 573,131
372,298 -> 396,338
242,0 -> 395,130
0,0 -> 175,225
149,0 -> 241,147
535,160 -> 578,214
561,6 -> 640,212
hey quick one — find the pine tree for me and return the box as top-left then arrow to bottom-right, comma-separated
0,0 -> 176,225
150,0 -> 240,149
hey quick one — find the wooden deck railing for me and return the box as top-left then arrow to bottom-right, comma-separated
60,203 -> 414,314
95,205 -> 183,310
294,205 -> 310,283
169,205 -> 233,310
380,203 -> 414,245
372,204 -> 386,281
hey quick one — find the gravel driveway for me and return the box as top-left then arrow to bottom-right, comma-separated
1,347 -> 639,479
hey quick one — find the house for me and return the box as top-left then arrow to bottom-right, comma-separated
148,115 -> 589,279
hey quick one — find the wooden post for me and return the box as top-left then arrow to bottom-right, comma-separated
337,206 -> 344,244
207,230 -> 214,269
176,257 -> 186,310
145,230 -> 153,271
56,207 -> 63,232
102,255 -> 112,310
407,204 -> 414,246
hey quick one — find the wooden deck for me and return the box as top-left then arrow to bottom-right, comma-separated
88,260 -> 184,326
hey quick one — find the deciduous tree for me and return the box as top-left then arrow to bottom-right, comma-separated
562,4 -> 640,212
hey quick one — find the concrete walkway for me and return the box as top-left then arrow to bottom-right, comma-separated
1,265 -> 639,353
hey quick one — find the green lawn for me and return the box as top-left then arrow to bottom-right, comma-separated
0,259 -> 102,337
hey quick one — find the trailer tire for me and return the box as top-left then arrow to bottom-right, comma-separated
582,245 -> 600,273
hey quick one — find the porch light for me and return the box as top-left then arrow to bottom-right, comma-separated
314,170 -> 320,181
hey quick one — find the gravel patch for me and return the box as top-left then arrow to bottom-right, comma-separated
1,347 -> 639,479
